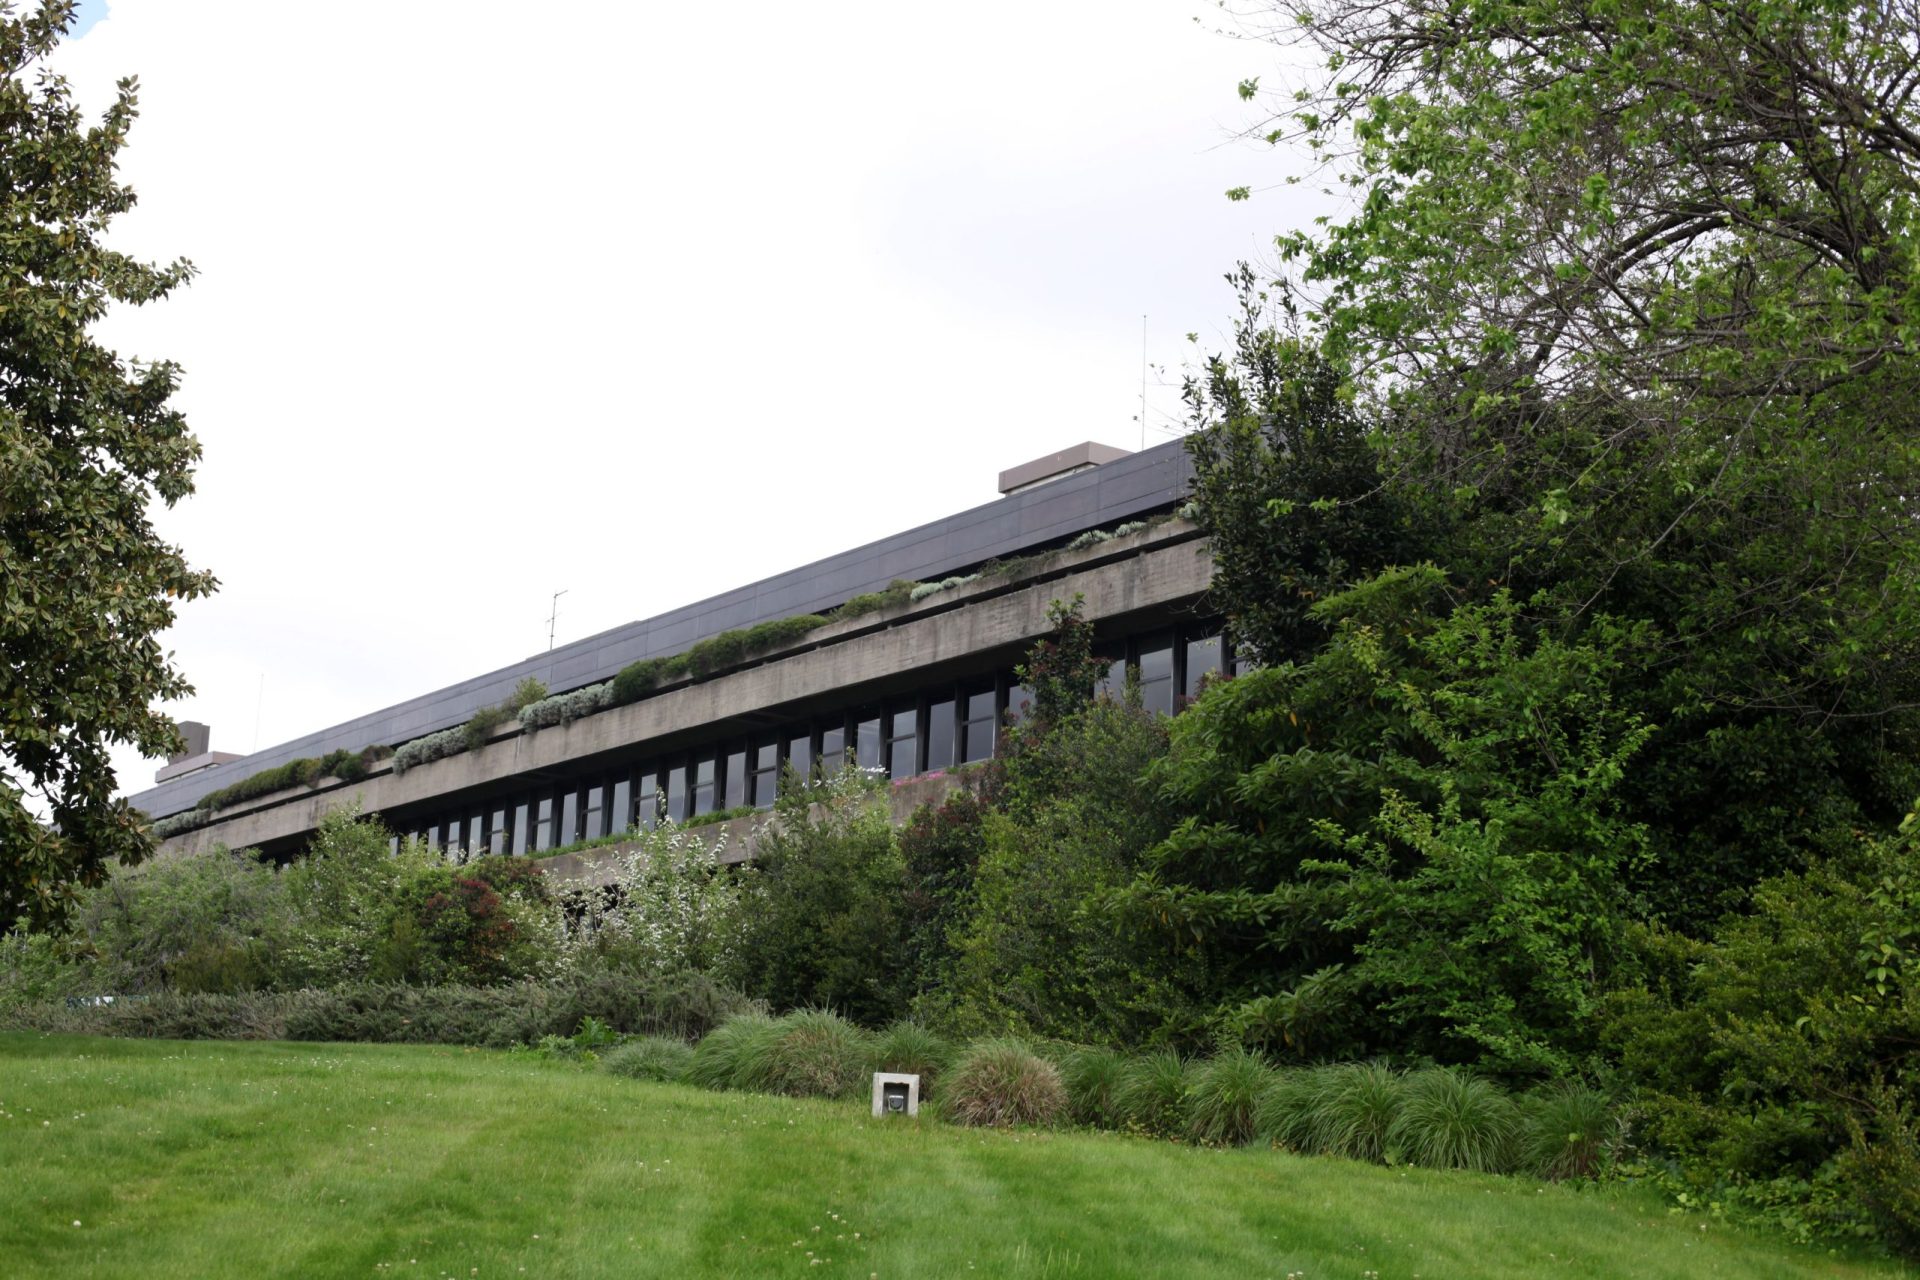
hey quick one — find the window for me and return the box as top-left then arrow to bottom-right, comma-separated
751,741 -> 779,808
925,698 -> 955,771
962,689 -> 996,762
610,777 -> 632,835
888,707 -> 918,778
467,813 -> 484,855
511,802 -> 530,855
1185,632 -> 1223,701
1094,654 -> 1127,701
693,757 -> 716,816
856,713 -> 882,770
489,807 -> 509,855
786,731 -> 812,786
819,726 -> 845,777
638,772 -> 659,830
583,784 -> 606,841
1137,635 -> 1175,715
1005,683 -> 1032,724
560,790 -> 580,845
724,748 -> 747,809
534,796 -> 555,852
665,765 -> 687,823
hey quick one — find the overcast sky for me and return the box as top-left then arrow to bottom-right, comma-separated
45,1 -> 1321,799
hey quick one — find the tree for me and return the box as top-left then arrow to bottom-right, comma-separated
1219,0 -> 1920,920
0,4 -> 211,930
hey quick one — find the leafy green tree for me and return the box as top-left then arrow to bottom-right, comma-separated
0,4 -> 211,929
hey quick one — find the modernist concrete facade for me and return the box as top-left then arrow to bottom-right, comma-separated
135,439 -> 1229,864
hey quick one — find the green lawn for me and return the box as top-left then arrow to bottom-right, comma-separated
0,1033 -> 1909,1280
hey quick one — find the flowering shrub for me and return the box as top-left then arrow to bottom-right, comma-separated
553,824 -> 747,978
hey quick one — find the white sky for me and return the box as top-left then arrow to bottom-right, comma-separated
43,1 -> 1321,799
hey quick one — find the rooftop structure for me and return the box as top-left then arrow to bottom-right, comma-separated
138,438 -> 1236,863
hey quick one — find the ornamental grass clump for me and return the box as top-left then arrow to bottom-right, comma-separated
1519,1081 -> 1617,1181
1062,1046 -> 1129,1128
1254,1067 -> 1327,1152
942,1039 -> 1067,1128
1184,1046 -> 1274,1146
1390,1067 -> 1522,1173
686,1011 -> 784,1092
601,1035 -> 696,1084
1115,1049 -> 1191,1138
765,1009 -> 875,1099
1305,1062 -> 1406,1163
872,1021 -> 955,1099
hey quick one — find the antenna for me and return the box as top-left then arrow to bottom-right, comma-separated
547,589 -> 569,652
1140,314 -> 1148,451
252,672 -> 264,754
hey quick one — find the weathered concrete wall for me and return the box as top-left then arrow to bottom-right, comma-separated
156,530 -> 1212,857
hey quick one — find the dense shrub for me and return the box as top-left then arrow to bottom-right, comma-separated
283,972 -> 753,1048
872,1022 -> 955,1099
1389,1068 -> 1521,1173
0,990 -> 292,1040
517,681 -> 614,733
1115,1049 -> 1191,1137
836,580 -> 920,619
729,772 -> 909,1025
943,1039 -> 1067,1128
555,825 -> 744,977
601,1035 -> 695,1083
67,846 -> 291,995
765,1009 -> 875,1099
1184,1046 -> 1274,1146
190,745 -> 389,812
897,790 -> 987,1002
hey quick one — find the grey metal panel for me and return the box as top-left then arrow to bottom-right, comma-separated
128,438 -> 1194,818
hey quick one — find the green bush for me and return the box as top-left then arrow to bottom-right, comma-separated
942,1038 -> 1067,1128
601,1035 -> 695,1083
0,990 -> 292,1040
69,845 -> 291,995
1184,1046 -> 1274,1146
872,1022 -> 955,1099
728,772 -> 909,1025
1519,1081 -> 1617,1181
765,1009 -> 874,1099
1304,1062 -> 1405,1164
1390,1068 -> 1521,1173
837,581 -> 920,619
1062,1045 -> 1130,1128
686,1012 -> 785,1092
1115,1049 -> 1190,1137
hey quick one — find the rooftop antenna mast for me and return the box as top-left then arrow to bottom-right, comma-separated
547,589 -> 568,652
1140,314 -> 1148,451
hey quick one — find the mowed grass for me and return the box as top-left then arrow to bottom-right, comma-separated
1,1034 -> 1911,1280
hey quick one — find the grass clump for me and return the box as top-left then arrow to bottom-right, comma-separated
1391,1067 -> 1522,1173
765,1009 -> 874,1099
872,1021 -> 954,1098
1185,1046 -> 1274,1146
1520,1081 -> 1618,1180
600,1034 -> 695,1083
1116,1048 -> 1190,1137
1062,1045 -> 1130,1127
942,1038 -> 1067,1128
685,1012 -> 785,1092
1305,1062 -> 1406,1163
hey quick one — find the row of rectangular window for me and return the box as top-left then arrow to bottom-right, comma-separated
400,623 -> 1235,857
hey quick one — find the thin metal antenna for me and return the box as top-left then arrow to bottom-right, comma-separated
1140,314 -> 1148,451
548,589 -> 569,652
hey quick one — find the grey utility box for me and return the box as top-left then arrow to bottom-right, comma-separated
872,1072 -> 921,1117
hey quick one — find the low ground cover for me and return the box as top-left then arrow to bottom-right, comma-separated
1,1034 -> 1908,1280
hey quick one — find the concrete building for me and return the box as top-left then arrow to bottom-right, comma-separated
133,439 -> 1232,864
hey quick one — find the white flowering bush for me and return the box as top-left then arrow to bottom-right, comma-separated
518,680 -> 614,732
553,823 -> 750,977
390,724 -> 469,775
909,573 -> 981,603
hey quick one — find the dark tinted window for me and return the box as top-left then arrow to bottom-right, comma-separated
666,766 -> 687,823
962,690 -> 995,762
926,699 -> 955,771
583,785 -> 605,841
1185,633 -> 1223,700
512,802 -> 529,855
888,708 -> 918,777
1138,637 -> 1175,715
489,808 -> 508,855
560,791 -> 580,845
638,774 -> 659,830
611,778 -> 631,835
819,727 -> 845,777
752,742 -> 778,808
724,749 -> 747,809
693,757 -> 716,816
534,796 -> 555,852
